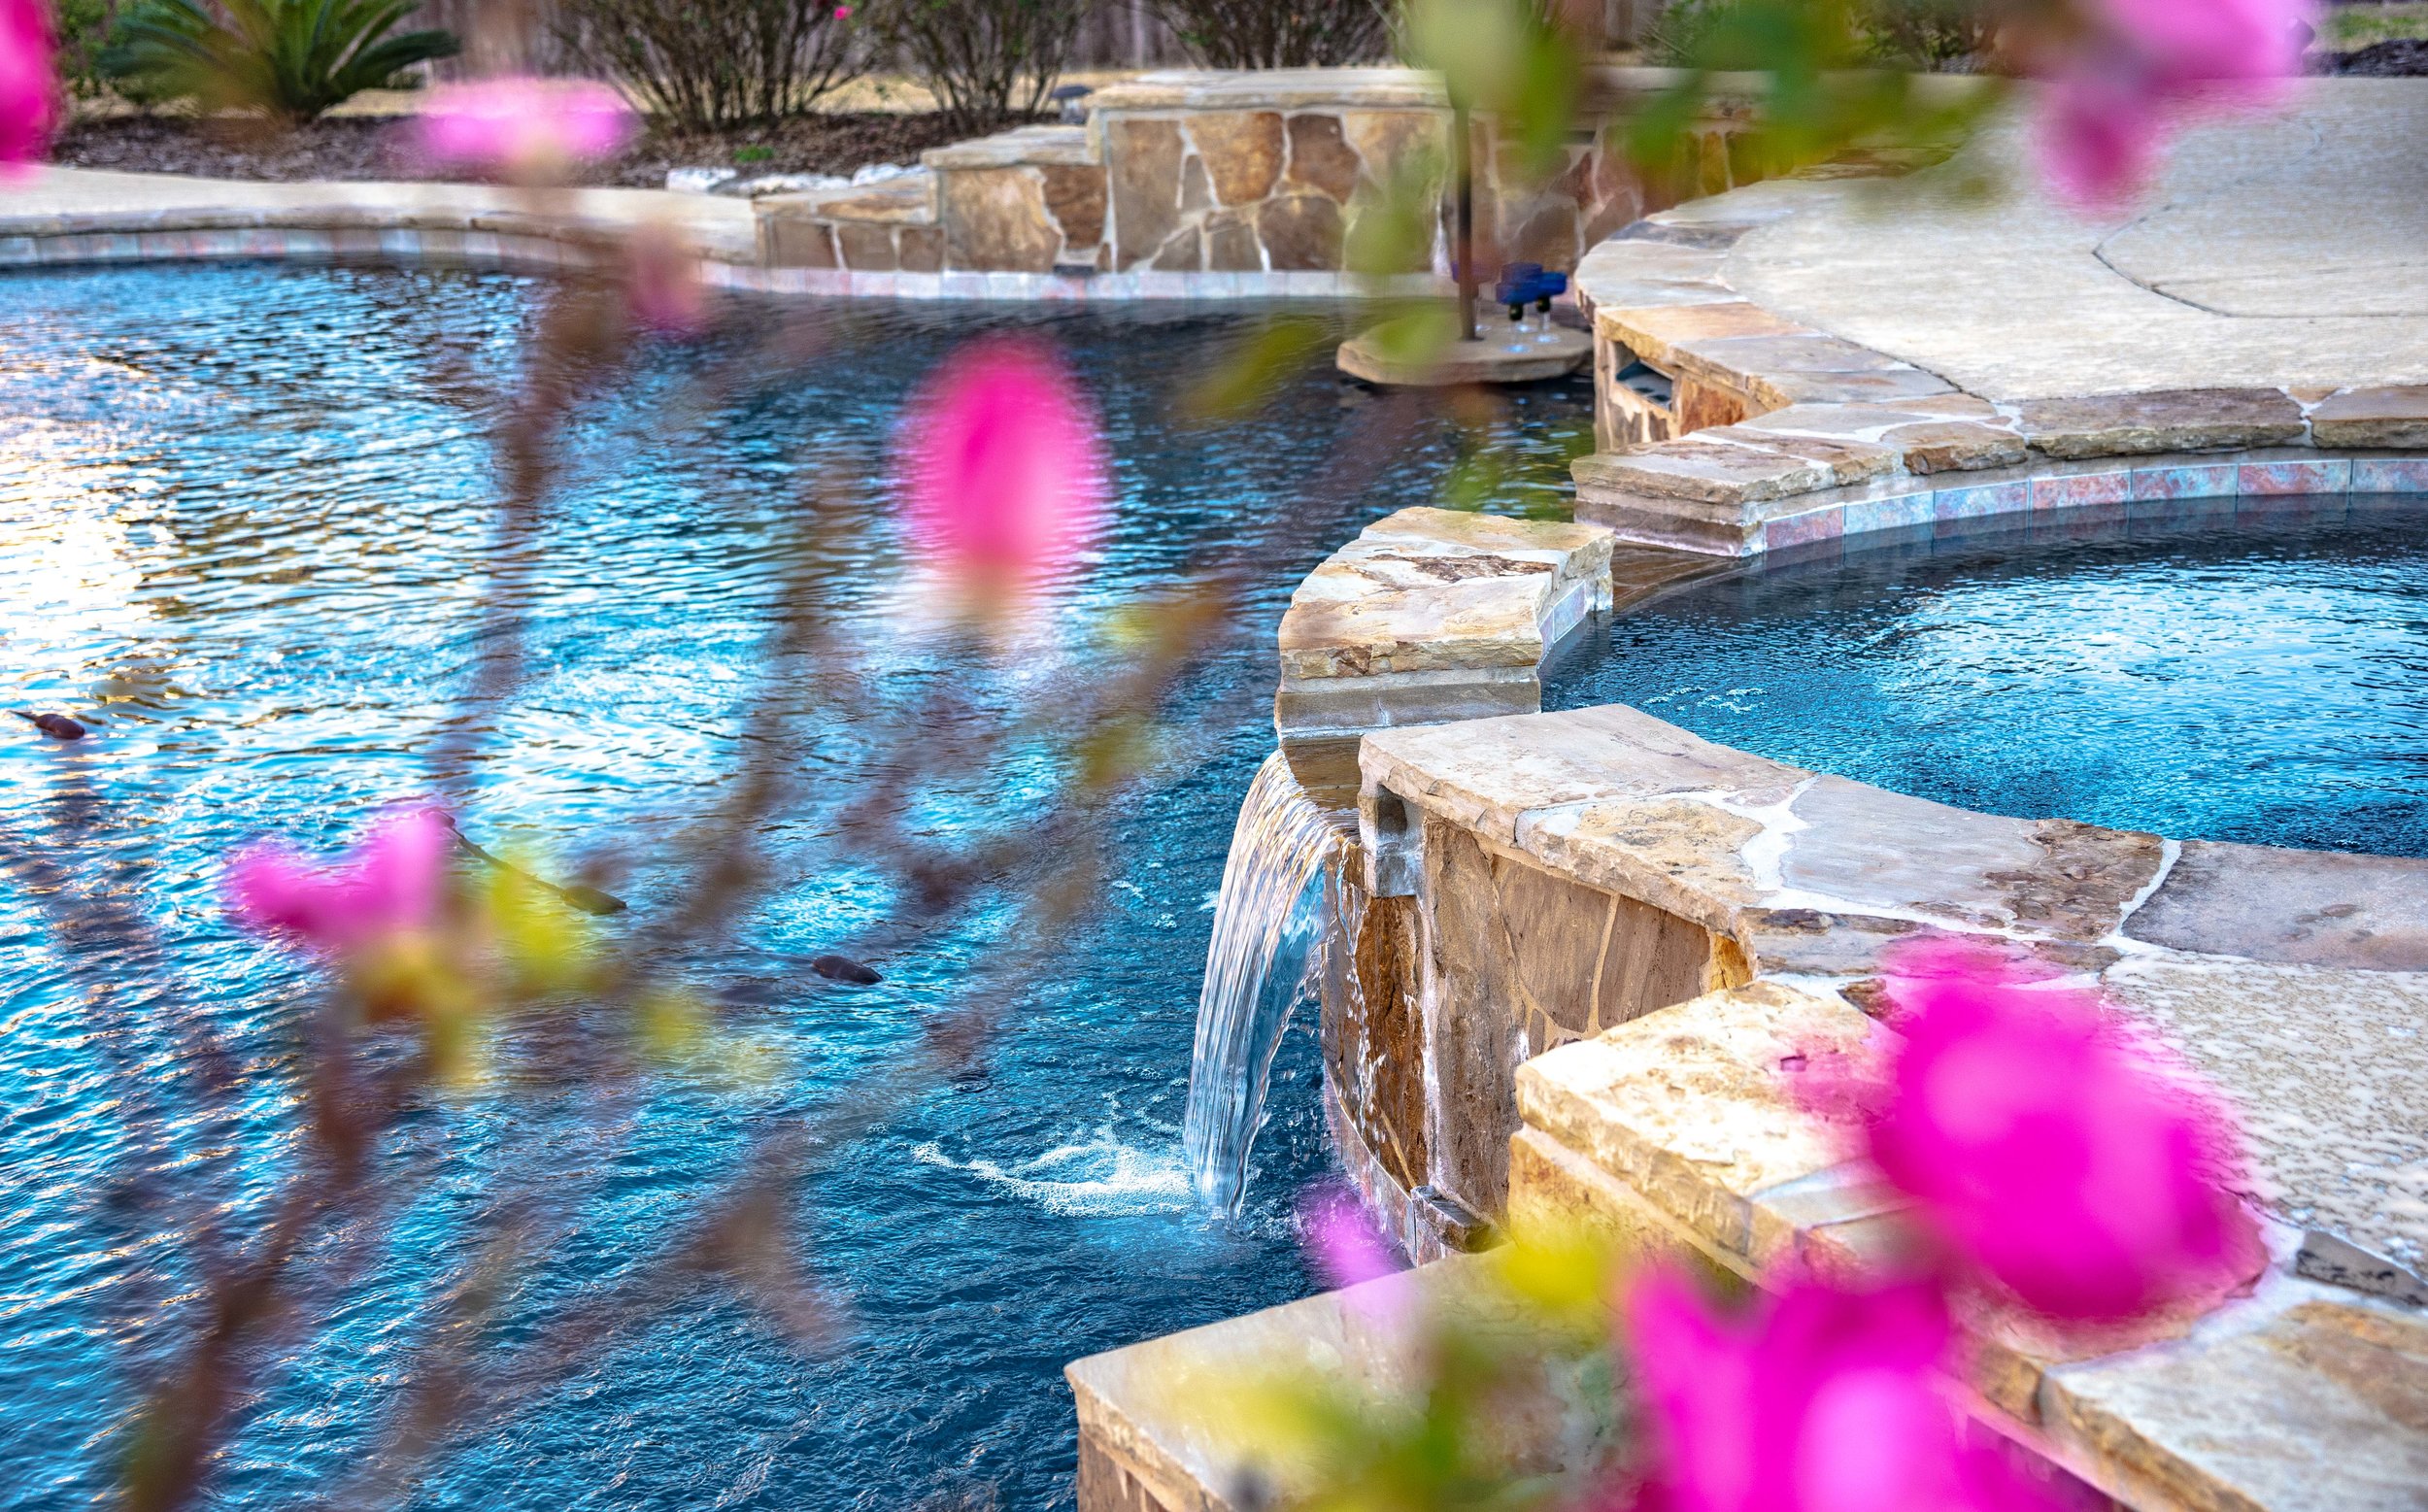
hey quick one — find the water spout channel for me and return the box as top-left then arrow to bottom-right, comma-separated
1182,751 -> 1347,1215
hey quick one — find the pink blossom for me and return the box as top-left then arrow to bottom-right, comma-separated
624,225 -> 707,337
0,0 -> 58,170
412,78 -> 636,181
2034,72 -> 2166,207
225,809 -> 451,953
1864,939 -> 2264,1323
1298,1185 -> 1399,1291
2033,0 -> 2315,205
2100,0 -> 2311,91
1625,1266 -> 2061,1512
896,336 -> 1109,600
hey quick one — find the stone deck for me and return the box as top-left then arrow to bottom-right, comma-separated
1568,80 -> 2428,554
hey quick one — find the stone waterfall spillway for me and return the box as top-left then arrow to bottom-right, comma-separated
1183,751 -> 1347,1215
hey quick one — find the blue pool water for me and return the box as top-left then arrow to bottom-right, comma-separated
1552,500 -> 2428,857
0,265 -> 1592,1511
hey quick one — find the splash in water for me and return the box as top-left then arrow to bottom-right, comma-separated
1183,751 -> 1347,1214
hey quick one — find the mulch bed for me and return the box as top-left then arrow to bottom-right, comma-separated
47,111 -> 989,188
2314,37 -> 2428,74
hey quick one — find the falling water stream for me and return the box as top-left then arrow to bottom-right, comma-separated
1182,751 -> 1348,1214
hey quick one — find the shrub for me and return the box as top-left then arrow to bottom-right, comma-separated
1860,0 -> 1997,68
551,0 -> 864,134
1152,0 -> 1395,68
97,0 -> 460,121
872,0 -> 1089,136
1647,0 -> 1996,69
53,0 -> 122,98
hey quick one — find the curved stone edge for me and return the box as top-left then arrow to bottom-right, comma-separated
1568,181 -> 2428,555
1509,981 -> 2428,1512
1361,702 -> 2428,1512
1269,505 -> 1625,802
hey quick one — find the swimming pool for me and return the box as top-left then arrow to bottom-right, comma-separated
0,264 -> 1593,1511
1551,499 -> 2428,857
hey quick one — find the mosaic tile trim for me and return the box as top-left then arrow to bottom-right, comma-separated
1752,453 -> 2428,555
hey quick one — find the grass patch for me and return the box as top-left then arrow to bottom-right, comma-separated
2320,1 -> 2428,50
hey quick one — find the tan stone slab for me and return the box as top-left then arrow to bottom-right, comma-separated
2310,386 -> 2428,450
1879,419 -> 2029,473
1277,506 -> 1610,680
1720,84 -> 2428,400
1738,1161 -> 1908,1274
1585,279 -> 1737,318
2103,955 -> 2428,1275
1755,368 -> 1962,408
1507,1126 -> 1744,1284
2122,840 -> 2428,972
1733,398 -> 1999,439
1090,67 -> 1446,113
1571,481 -> 1760,556
1604,300 -> 1813,372
2040,1296 -> 2428,1512
1571,440 -> 1831,506
1515,796 -> 1770,938
1513,982 -> 1876,1256
1695,426 -> 1901,487
1361,704 -> 1807,853
2016,388 -> 2307,459
763,174 -> 935,225
1066,1250 -> 1616,1512
1777,779 -> 2165,939
1689,333 -> 1908,374
923,123 -> 1096,170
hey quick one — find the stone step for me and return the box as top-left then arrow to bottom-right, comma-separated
921,122 -> 1100,172
756,172 -> 941,273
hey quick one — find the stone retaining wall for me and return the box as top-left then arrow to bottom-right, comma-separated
752,67 -> 1761,295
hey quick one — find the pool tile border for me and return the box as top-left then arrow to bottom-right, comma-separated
0,205 -> 1452,302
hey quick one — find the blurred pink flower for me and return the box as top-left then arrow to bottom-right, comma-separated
412,78 -> 636,181
225,809 -> 451,953
2034,72 -> 2165,206
625,225 -> 707,337
896,336 -> 1109,602
2034,0 -> 2315,205
2102,0 -> 2312,90
0,0 -> 59,170
1626,1266 -> 2059,1512
1865,939 -> 2264,1323
1298,1185 -> 1399,1291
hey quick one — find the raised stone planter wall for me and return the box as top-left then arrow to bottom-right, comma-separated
749,67 -> 1760,297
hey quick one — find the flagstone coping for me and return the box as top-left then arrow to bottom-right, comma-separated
1508,979 -> 2428,1512
1064,1250 -> 1622,1512
1360,700 -> 2428,1273
1567,83 -> 2428,556
1271,507 -> 1722,797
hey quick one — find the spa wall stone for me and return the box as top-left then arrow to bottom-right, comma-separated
1415,817 -> 1742,1222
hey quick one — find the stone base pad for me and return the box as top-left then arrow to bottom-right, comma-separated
1337,325 -> 1590,386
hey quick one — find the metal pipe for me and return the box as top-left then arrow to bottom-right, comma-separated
1453,102 -> 1476,344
